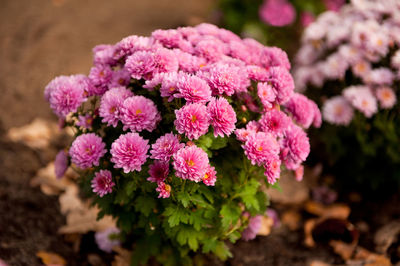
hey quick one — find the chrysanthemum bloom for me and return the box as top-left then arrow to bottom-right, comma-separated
113,35 -> 154,60
156,181 -> 171,198
120,95 -> 161,132
125,50 -> 156,80
176,74 -> 212,103
99,87 -> 133,127
109,68 -> 131,88
322,96 -> 354,125
76,113 -> 94,129
364,67 -> 394,86
174,103 -> 210,140
88,64 -> 113,95
174,50 -> 206,73
207,97 -> 237,137
246,65 -> 269,82
150,133 -> 184,161
235,121 -> 260,142
301,11 -> 315,27
69,133 -> 107,169
259,109 -> 290,137
55,150 -> 68,179
257,82 -> 276,109
151,29 -> 183,49
260,47 -> 291,70
284,93 -> 317,129
376,87 -> 396,109
203,165 -> 217,186
110,132 -> 149,173
259,0 -> 296,27
243,132 -> 280,166
194,37 -> 227,62
201,63 -> 243,96
266,66 -> 294,104
91,170 -> 115,197
343,86 -> 377,118
241,214 -> 262,241
95,227 -> 121,253
153,48 -> 179,75
323,0 -> 345,11
46,75 -> 87,118
264,159 -> 281,184
281,125 -> 310,170
93,44 -> 116,66
173,145 -> 209,182
147,161 -> 169,183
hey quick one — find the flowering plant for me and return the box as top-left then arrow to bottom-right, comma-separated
45,23 -> 319,264
294,0 -> 400,189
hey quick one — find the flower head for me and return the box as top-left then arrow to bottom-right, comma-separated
322,96 -> 354,125
150,133 -> 185,161
176,74 -> 211,103
259,109 -> 291,137
207,97 -> 237,137
95,227 -> 121,253
91,170 -> 115,197
148,161 -> 169,183
99,87 -> 133,127
55,150 -> 68,179
173,145 -> 209,182
259,0 -> 296,27
203,165 -> 217,186
243,132 -> 280,166
343,86 -> 377,118
156,181 -> 171,198
69,133 -> 107,169
242,214 -> 262,241
284,93 -> 317,129
281,125 -> 310,170
376,87 -> 396,109
264,159 -> 281,184
174,103 -> 210,140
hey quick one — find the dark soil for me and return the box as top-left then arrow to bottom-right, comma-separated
0,1 -> 399,265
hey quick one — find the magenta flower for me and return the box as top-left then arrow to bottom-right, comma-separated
259,109 -> 291,137
113,35 -> 153,60
156,181 -> 171,198
147,161 -> 169,183
264,159 -> 281,184
176,74 -> 212,103
55,150 -> 68,179
246,65 -> 269,82
150,133 -> 184,161
125,50 -> 156,80
266,66 -> 294,105
284,93 -> 316,129
69,133 -> 107,169
109,68 -> 131,88
95,227 -> 121,253
173,145 -> 209,182
120,95 -> 161,132
110,132 -> 149,173
174,103 -> 210,140
92,44 -> 116,66
151,29 -> 182,49
207,97 -> 237,137
99,87 -> 133,127
200,63 -> 241,96
259,0 -> 296,27
174,50 -> 206,73
194,37 -> 227,62
243,132 -> 280,166
242,214 -> 262,241
260,47 -> 291,70
91,170 -> 115,197
257,82 -> 276,109
322,96 -> 354,125
76,113 -> 94,129
88,64 -> 113,95
203,165 -> 217,186
235,121 -> 261,142
46,75 -> 88,118
281,125 -> 310,170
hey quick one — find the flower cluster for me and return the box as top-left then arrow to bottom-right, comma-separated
294,0 -> 400,125
45,23 -> 319,262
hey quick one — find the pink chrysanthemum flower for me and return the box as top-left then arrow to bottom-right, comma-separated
264,159 -> 281,184
120,95 -> 161,132
280,125 -> 310,170
235,121 -> 261,142
99,87 -> 133,127
207,97 -> 237,137
153,48 -> 179,75
93,44 -> 116,66
246,65 -> 269,82
242,214 -> 262,241
125,50 -> 156,80
174,49 -> 206,73
284,93 -> 316,129
69,133 -> 107,169
151,29 -> 182,49
229,40 -> 252,64
88,64 -> 113,95
259,109 -> 291,137
343,86 -> 377,118
156,181 -> 171,198
194,37 -> 228,62
300,11 -> 315,27
376,87 -> 397,109
203,165 -> 217,186
173,145 -> 209,182
110,132 -> 149,173
76,113 -> 94,129
55,150 -> 68,179
147,161 -> 169,183
364,68 -> 394,86
322,96 -> 354,125
46,75 -> 88,118
243,132 -> 280,166
311,101 -> 322,128
174,103 -> 210,140
200,63 -> 242,96
95,227 -> 121,253
91,170 -> 115,197
259,0 -> 296,27
266,66 -> 294,105
260,47 -> 291,70
176,74 -> 212,103
113,35 -> 154,59
150,133 -> 185,161
257,82 -> 276,109
109,68 -> 131,88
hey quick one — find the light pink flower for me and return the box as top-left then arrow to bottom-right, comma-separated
55,150 -> 68,179
150,133 -> 185,161
322,96 -> 354,125
173,145 -> 209,182
280,125 -> 310,170
91,170 -> 115,197
174,103 -> 210,140
242,214 -> 262,241
259,0 -> 296,27
284,93 -> 316,129
376,87 -> 396,109
343,86 -> 377,118
264,159 -> 281,184
243,132 -> 280,166
207,97 -> 237,137
95,227 -> 121,253
69,133 -> 107,169
99,87 -> 133,127
266,66 -> 294,104
259,109 -> 291,137
156,182 -> 171,198
257,82 -> 276,109
176,74 -> 212,103
203,165 -> 217,186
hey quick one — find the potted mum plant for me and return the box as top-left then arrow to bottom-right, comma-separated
46,23 -> 320,265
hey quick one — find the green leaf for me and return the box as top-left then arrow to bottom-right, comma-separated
164,206 -> 190,227
134,195 -> 156,216
214,242 -> 233,261
210,136 -> 228,150
177,191 -> 191,208
220,202 -> 241,230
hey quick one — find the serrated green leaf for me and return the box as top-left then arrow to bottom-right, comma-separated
134,195 -> 156,216
220,202 -> 241,230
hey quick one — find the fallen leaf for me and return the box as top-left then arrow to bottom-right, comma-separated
304,219 -> 317,247
304,201 -> 350,219
281,210 -> 301,231
374,221 -> 400,254
308,260 -> 331,266
59,184 -> 85,215
257,216 -> 273,236
36,251 -> 67,265
112,246 -> 132,266
31,162 -> 75,195
353,247 -> 391,266
329,240 -> 357,261
6,118 -> 59,149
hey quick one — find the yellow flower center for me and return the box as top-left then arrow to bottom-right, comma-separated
257,146 -> 263,151
204,173 -> 209,180
191,115 -> 197,123
187,160 -> 195,167
169,87 -> 176,92
165,184 -> 171,192
136,109 -> 142,115
109,106 -> 116,113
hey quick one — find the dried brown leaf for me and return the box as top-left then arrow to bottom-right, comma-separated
112,246 -> 132,266
282,210 -> 301,231
36,251 -> 67,265
304,201 -> 350,219
374,221 -> 400,254
308,260 -> 331,266
257,216 -> 273,236
304,219 -> 317,247
329,240 -> 356,261
353,247 -> 391,266
31,163 -> 75,195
